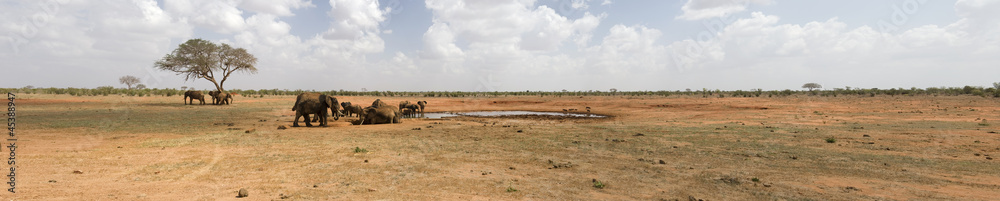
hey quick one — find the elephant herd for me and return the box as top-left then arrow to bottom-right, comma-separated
183,91 -> 428,127
290,92 -> 428,127
183,90 -> 233,105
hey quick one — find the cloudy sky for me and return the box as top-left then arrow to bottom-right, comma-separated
1,0 -> 998,91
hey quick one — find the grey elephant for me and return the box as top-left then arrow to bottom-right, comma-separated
291,92 -> 341,127
400,102 -> 419,115
342,102 -> 363,118
358,105 -> 401,125
208,90 -> 233,105
417,101 -> 427,113
371,99 -> 391,108
398,101 -> 411,110
183,91 -> 206,105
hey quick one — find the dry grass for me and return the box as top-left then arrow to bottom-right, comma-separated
9,94 -> 1000,200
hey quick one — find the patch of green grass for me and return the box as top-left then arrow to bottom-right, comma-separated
751,177 -> 760,182
354,147 -> 368,153
979,119 -> 989,126
825,137 -> 836,143
506,186 -> 518,192
592,179 -> 605,189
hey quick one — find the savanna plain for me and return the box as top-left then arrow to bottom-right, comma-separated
9,93 -> 1000,200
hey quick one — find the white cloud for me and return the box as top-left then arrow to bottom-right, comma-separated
676,0 -> 771,21
601,0 -> 612,6
239,0 -> 314,16
322,0 -> 386,40
571,0 -> 589,10
164,0 -> 247,34
585,25 -> 668,74
419,0 -> 605,76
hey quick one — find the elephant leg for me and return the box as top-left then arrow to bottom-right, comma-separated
303,114 -> 313,127
320,112 -> 328,127
293,112 -> 302,127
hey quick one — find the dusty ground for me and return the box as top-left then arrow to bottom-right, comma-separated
6,94 -> 1000,200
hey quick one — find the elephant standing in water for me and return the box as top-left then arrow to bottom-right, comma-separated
399,102 -> 419,117
209,91 -> 233,105
291,92 -> 341,127
183,91 -> 205,105
357,99 -> 401,125
417,101 -> 427,114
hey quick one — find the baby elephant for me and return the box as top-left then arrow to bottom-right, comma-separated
342,102 -> 363,117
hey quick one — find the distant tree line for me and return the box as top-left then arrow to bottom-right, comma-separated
4,85 -> 1000,98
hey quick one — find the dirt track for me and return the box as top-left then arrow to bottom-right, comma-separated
8,94 -> 1000,200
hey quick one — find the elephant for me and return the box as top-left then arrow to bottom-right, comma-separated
357,105 -> 401,125
344,104 -> 364,118
371,99 -> 391,108
417,101 -> 427,113
183,91 -> 205,105
291,92 -> 341,127
401,108 -> 413,117
340,102 -> 353,117
208,90 -> 233,105
398,101 -> 411,110
400,103 -> 420,114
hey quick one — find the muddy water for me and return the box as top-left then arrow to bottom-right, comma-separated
415,111 -> 607,119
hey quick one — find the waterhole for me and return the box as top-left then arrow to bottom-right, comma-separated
412,111 -> 607,119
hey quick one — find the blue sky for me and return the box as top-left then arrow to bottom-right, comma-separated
1,0 -> 998,91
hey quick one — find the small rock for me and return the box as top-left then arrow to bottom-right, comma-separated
73,170 -> 84,174
412,128 -> 421,130
313,184 -> 319,188
517,130 -> 523,133
763,183 -> 772,187
509,167 -> 516,170
259,119 -> 267,122
672,146 -> 678,148
280,194 -> 291,199
659,160 -> 666,164
863,134 -> 870,137
117,146 -> 122,148
245,129 -> 256,133
48,180 -> 57,183
988,157 -> 994,160
975,153 -> 981,156
364,160 -> 368,163
237,188 -> 248,198
634,133 -> 645,136
367,188 -> 377,192
790,156 -> 798,160
277,125 -> 287,130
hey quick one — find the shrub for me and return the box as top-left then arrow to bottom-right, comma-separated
825,137 -> 836,143
593,179 -> 605,189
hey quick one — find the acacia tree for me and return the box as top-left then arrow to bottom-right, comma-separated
154,39 -> 257,93
119,75 -> 140,89
802,83 -> 822,91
